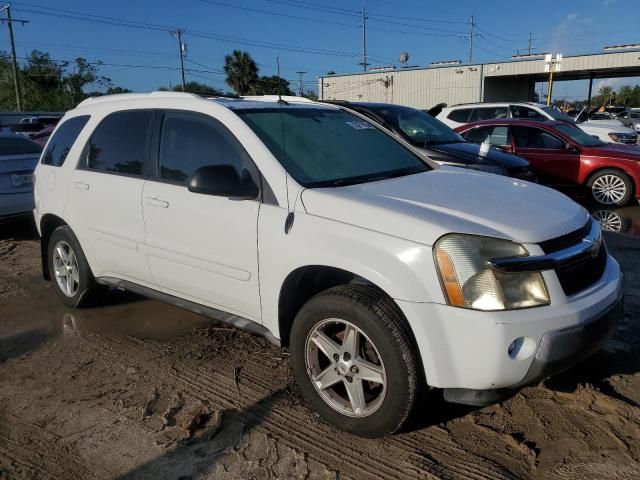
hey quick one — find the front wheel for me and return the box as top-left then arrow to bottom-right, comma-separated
587,169 -> 634,207
290,284 -> 421,437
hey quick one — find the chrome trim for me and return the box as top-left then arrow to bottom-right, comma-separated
490,221 -> 602,273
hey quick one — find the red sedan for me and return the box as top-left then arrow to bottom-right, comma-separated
455,119 -> 640,207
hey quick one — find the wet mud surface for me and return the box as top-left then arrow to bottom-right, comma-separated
0,216 -> 639,479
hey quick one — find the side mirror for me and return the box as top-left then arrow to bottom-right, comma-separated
565,143 -> 579,153
188,165 -> 259,200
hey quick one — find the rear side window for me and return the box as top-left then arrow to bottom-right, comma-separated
447,108 -> 472,123
86,111 -> 153,176
42,115 -> 90,167
469,107 -> 508,122
510,106 -> 546,121
158,112 -> 252,184
462,126 -> 493,143
0,136 -> 42,155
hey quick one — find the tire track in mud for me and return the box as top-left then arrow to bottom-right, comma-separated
87,333 -> 519,480
0,415 -> 97,480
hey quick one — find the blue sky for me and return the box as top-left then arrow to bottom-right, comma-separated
4,0 -> 640,100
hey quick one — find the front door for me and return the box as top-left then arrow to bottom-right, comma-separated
141,111 -> 262,321
511,125 -> 580,186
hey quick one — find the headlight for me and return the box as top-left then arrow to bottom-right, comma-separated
434,234 -> 550,311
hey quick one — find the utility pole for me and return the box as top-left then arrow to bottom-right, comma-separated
295,71 -> 306,96
468,15 -> 475,65
0,5 -> 29,111
171,29 -> 186,91
528,32 -> 534,55
359,4 -> 368,72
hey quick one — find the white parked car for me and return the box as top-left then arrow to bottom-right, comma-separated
437,102 -> 638,145
34,92 -> 623,437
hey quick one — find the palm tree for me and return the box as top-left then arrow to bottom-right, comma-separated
598,86 -> 614,106
224,50 -> 259,95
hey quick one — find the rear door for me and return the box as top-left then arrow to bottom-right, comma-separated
66,110 -> 154,284
141,110 -> 262,321
511,125 -> 579,185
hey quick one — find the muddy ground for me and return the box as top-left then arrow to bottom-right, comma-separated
0,216 -> 639,480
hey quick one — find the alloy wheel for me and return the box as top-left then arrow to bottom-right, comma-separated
591,174 -> 627,205
305,318 -> 387,417
53,240 -> 80,297
593,209 -> 623,232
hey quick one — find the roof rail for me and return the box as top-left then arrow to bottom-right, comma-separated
77,91 -> 202,107
240,95 -> 316,103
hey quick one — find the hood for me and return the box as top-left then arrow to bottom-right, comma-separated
301,167 -> 588,246
418,142 -> 529,169
578,123 -> 635,135
586,143 -> 640,160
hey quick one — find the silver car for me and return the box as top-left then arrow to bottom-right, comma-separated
0,133 -> 42,218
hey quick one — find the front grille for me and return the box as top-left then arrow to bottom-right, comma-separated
539,218 -> 592,254
555,244 -> 608,296
537,218 -> 608,296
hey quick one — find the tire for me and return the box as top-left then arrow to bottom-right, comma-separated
587,169 -> 634,207
289,284 -> 421,437
48,225 -> 96,308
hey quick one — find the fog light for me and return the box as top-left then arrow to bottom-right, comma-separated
508,337 -> 537,360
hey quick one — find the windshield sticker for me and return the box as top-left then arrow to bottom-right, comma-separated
346,120 -> 375,130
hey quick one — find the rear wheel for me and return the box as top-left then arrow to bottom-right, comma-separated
587,169 -> 633,207
48,226 -> 96,307
290,284 -> 421,437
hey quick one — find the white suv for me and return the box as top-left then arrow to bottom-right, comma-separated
437,102 -> 638,145
34,92 -> 623,437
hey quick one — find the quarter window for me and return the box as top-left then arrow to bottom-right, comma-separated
447,108 -> 472,123
512,126 -> 564,149
41,115 -> 90,167
158,112 -> 251,184
87,111 -> 153,176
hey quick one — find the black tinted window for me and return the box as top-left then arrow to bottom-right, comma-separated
158,112 -> 250,184
513,126 -> 564,149
87,111 -> 153,176
42,115 -> 89,167
448,109 -> 472,123
462,126 -> 493,143
0,136 -> 42,155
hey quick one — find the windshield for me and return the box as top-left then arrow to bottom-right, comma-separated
367,105 -> 464,146
236,107 -> 430,188
554,123 -> 607,147
0,136 -> 42,155
541,106 -> 576,123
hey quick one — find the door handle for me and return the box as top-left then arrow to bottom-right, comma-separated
74,181 -> 90,191
145,196 -> 169,208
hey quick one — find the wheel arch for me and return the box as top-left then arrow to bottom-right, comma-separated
584,165 -> 638,196
40,213 -> 69,280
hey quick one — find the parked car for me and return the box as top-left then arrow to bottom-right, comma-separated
438,102 -> 638,145
456,119 -> 640,206
31,126 -> 55,148
614,110 -> 640,134
34,92 -> 623,437
324,101 -> 536,181
0,132 -> 43,219
19,115 -> 62,126
3,122 -> 46,137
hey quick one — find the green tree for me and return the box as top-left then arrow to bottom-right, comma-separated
106,86 -> 133,94
65,58 -> 111,107
304,90 -> 319,101
254,75 -> 294,95
598,86 -> 614,106
172,81 -> 223,96
223,50 -> 259,95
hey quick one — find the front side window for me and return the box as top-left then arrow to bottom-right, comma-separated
0,136 -> 42,156
512,126 -> 564,149
554,124 -> 606,147
87,111 -> 153,176
236,107 -> 430,188
42,115 -> 89,167
510,106 -> 546,121
158,112 -> 252,184
539,106 -> 576,123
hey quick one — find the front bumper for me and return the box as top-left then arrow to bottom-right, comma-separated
396,254 -> 624,397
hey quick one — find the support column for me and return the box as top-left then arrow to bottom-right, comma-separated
587,75 -> 594,106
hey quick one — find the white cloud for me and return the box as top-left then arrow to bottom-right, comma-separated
550,13 -> 595,52
602,0 -> 616,7
595,78 -> 621,91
